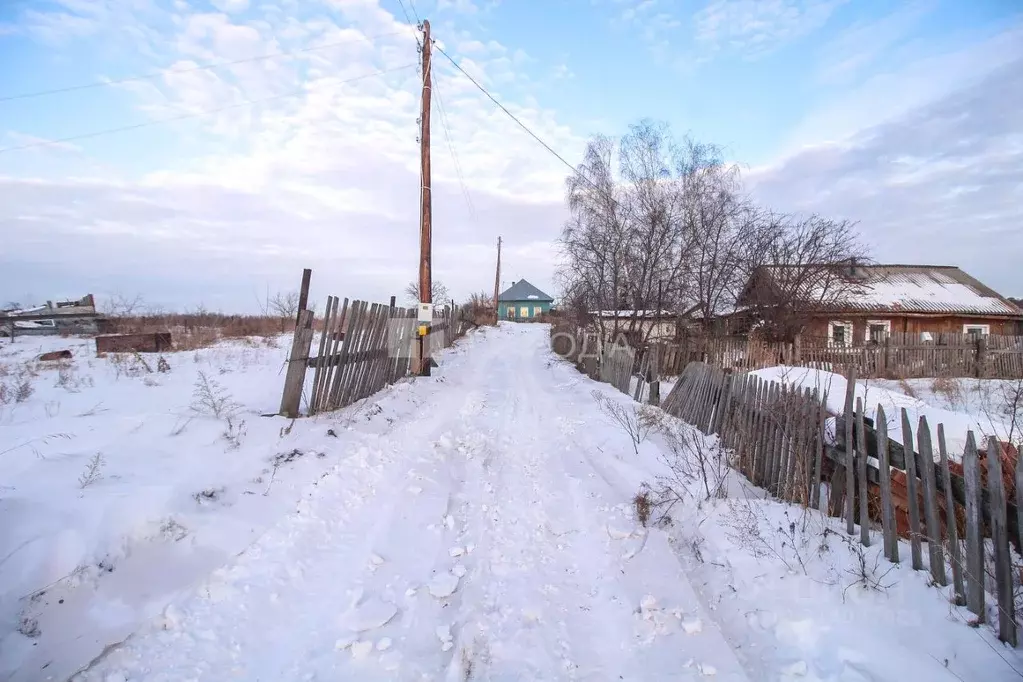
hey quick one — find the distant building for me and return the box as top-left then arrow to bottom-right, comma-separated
734,264 -> 1023,344
498,280 -> 553,321
589,310 -> 680,344
0,294 -> 105,337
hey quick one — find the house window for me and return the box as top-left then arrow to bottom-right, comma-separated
520,306 -> 528,317
964,324 -> 990,338
828,321 -> 853,347
533,307 -> 542,317
866,320 -> 890,344
507,307 -> 515,318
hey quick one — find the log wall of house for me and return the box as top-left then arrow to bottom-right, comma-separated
804,315 -> 1019,341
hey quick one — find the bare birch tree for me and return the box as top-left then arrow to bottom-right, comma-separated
558,119 -> 869,344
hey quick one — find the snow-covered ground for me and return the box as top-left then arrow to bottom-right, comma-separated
2,325 -> 1020,681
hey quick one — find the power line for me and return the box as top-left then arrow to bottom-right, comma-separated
406,0 -> 423,25
0,64 -> 416,154
395,0 -> 416,28
434,74 -> 478,227
0,29 -> 413,104
432,41 -> 595,190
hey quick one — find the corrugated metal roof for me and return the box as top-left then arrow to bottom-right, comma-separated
765,265 -> 1022,317
498,279 -> 553,302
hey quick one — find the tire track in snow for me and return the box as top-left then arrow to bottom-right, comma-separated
74,324 -> 751,682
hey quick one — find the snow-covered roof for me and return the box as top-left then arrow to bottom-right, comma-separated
591,310 -> 675,319
761,265 -> 1022,317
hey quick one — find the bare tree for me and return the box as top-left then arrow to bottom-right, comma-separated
103,294 -> 146,317
460,291 -> 495,326
561,123 -> 690,346
268,291 -> 300,332
559,119 -> 869,345
736,215 -> 869,340
405,280 -> 450,306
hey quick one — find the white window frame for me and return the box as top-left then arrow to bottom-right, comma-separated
865,320 -> 891,343
963,323 -> 990,336
828,320 -> 853,347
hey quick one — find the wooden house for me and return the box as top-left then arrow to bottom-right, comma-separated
734,264 -> 1023,345
498,280 -> 553,321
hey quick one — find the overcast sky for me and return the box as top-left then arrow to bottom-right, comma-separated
1,0 -> 1020,312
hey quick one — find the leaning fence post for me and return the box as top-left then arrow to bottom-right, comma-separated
917,417 -> 946,586
295,268 -> 312,329
648,345 -> 660,406
901,408 -> 924,571
1016,445 -> 1023,557
843,366 -> 857,535
876,404 -> 898,563
987,436 -> 1017,646
963,432 -> 985,618
856,398 -> 870,546
812,393 -> 826,513
937,425 -> 965,603
280,308 -> 314,418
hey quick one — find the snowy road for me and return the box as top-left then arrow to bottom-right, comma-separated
76,324 -> 749,682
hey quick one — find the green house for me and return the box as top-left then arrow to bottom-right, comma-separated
498,279 -> 554,321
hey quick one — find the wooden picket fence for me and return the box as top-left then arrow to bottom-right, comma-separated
279,271 -> 468,418
599,343 -> 635,394
653,332 -> 1023,379
550,323 -> 662,403
661,363 -> 827,506
660,363 -> 1021,646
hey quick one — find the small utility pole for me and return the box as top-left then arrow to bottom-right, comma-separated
417,19 -> 433,375
493,235 -> 502,321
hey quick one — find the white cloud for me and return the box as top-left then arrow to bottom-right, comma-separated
694,0 -> 846,58
2,132 -> 83,154
1,0 -> 579,309
815,0 -> 935,84
211,0 -> 251,12
778,21 -> 1023,155
749,56 -> 1023,296
437,0 -> 479,14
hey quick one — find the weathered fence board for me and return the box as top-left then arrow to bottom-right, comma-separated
917,417 -> 946,586
648,332 -> 1023,379
901,409 -> 924,571
988,435 -> 1017,646
652,357 -> 1020,648
938,424 -> 965,602
280,274 -> 468,418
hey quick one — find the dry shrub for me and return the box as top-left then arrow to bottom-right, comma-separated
15,378 -> 33,403
592,390 -> 651,455
897,378 -> 917,399
190,371 -> 240,420
107,313 -> 286,351
930,376 -> 966,411
633,485 -> 652,527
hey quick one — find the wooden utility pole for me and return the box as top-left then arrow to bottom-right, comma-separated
417,19 -> 433,375
493,236 -> 502,319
